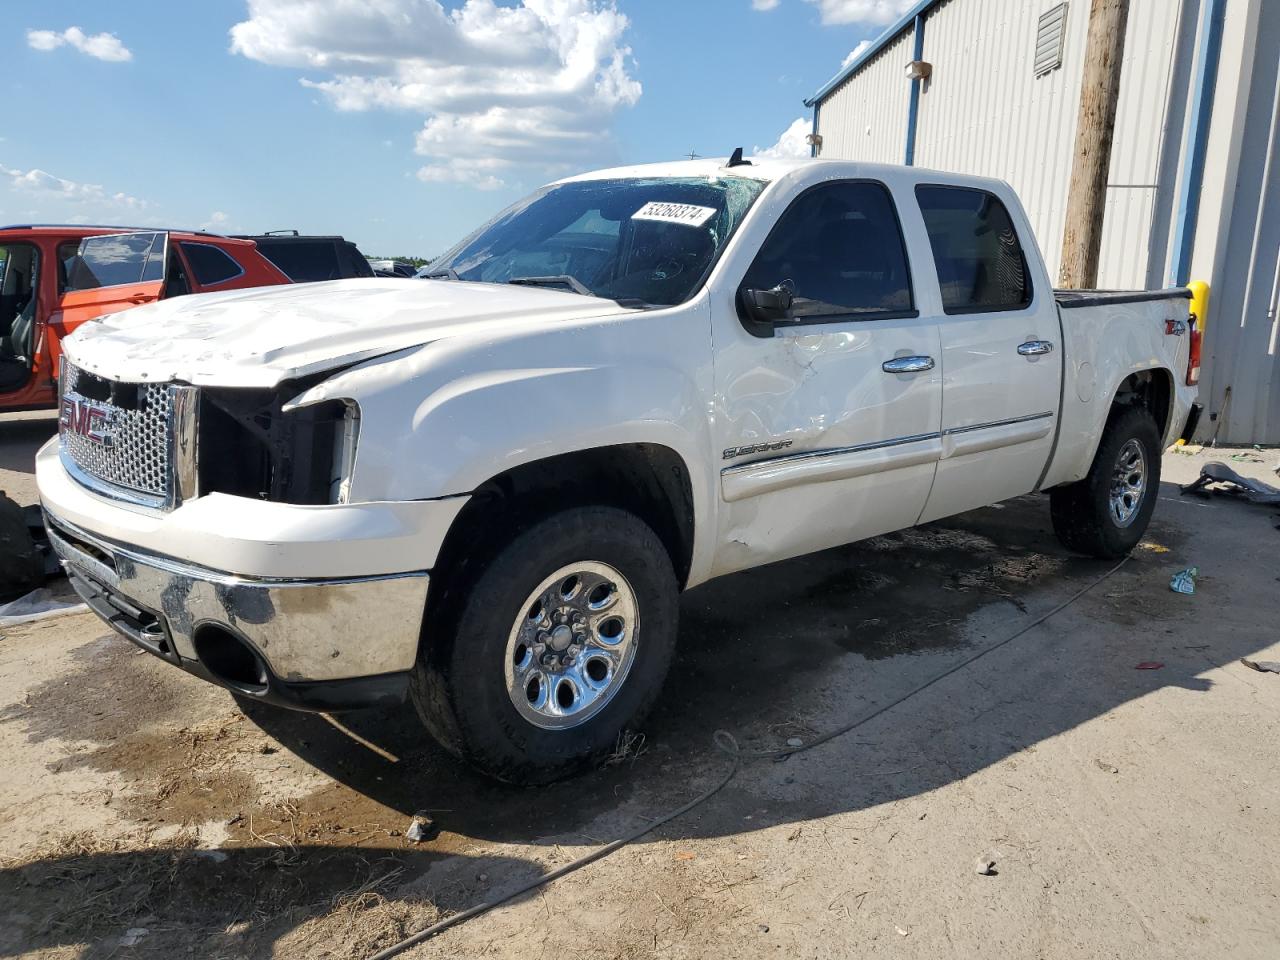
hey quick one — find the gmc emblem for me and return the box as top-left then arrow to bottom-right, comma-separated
59,397 -> 114,447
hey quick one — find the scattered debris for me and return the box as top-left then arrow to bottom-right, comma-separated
1170,567 -> 1198,595
0,588 -> 88,627
120,928 -> 150,947
896,926 -> 910,937
758,924 -> 771,934
674,850 -> 697,860
405,814 -> 435,843
195,849 -> 229,863
975,857 -> 998,876
1135,662 -> 1165,670
604,729 -> 647,766
1181,462 -> 1280,505
785,737 -> 803,748
1240,659 -> 1280,675
1094,759 -> 1119,774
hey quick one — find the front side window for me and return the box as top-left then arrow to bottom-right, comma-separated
428,176 -> 768,306
65,232 -> 166,292
915,186 -> 1031,313
740,180 -> 915,321
180,242 -> 243,286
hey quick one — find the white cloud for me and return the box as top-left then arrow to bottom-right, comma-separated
841,38 -> 873,69
201,211 -> 231,231
752,0 -> 781,10
805,0 -> 918,26
230,0 -> 641,190
1,164 -> 147,210
26,26 -> 133,62
753,117 -> 812,160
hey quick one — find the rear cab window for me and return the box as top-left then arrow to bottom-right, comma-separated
65,233 -> 166,292
180,242 -> 243,286
740,179 -> 915,324
915,185 -> 1032,313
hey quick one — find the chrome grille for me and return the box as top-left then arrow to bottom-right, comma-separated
60,362 -> 173,504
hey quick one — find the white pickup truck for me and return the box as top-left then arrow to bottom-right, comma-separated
38,157 -> 1201,783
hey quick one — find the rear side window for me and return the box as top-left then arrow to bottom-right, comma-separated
915,185 -> 1031,313
180,243 -> 243,286
740,180 -> 914,321
65,233 -> 166,292
256,240 -> 340,282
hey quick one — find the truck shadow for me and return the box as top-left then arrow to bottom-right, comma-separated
7,480 -> 1271,957
232,485 -> 1233,847
0,412 -> 56,477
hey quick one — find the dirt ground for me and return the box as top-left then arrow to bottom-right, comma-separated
2,411 -> 1279,959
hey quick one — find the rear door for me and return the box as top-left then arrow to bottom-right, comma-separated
913,184 -> 1062,523
55,232 -> 167,338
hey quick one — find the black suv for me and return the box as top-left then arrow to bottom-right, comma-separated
235,232 -> 374,283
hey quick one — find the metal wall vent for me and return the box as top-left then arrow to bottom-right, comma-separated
1034,2 -> 1069,77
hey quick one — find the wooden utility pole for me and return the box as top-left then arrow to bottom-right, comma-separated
1058,0 -> 1130,288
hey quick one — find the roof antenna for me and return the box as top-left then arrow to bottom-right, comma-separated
725,147 -> 752,168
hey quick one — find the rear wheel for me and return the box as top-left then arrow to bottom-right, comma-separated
1050,405 -> 1162,558
410,506 -> 678,784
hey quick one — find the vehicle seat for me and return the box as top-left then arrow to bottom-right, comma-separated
0,294 -> 35,391
8,293 -> 36,359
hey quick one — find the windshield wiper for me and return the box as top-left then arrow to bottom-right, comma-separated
507,275 -> 594,297
421,267 -> 459,280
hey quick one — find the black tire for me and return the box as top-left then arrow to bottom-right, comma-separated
1050,404 -> 1162,558
410,506 -> 679,784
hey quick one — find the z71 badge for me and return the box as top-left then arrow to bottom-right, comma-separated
723,439 -> 793,460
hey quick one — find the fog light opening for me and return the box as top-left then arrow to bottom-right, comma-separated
194,625 -> 269,693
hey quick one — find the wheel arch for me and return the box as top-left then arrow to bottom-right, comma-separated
431,442 -> 698,599
1110,366 -> 1174,439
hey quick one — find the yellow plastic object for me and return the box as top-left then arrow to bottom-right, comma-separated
1188,279 -> 1210,329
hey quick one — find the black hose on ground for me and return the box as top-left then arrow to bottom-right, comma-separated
368,556 -> 1130,960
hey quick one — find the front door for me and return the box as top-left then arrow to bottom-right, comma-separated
709,178 -> 943,578
52,232 -> 168,356
912,184 -> 1062,523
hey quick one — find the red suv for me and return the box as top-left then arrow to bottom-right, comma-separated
0,226 -> 291,413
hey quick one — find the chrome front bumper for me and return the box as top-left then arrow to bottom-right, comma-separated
45,510 -> 429,711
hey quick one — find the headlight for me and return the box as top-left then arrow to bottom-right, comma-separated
198,385 -> 360,505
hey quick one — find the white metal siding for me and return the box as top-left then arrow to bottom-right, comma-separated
1199,0 -> 1280,443
813,0 -> 1279,441
1095,0 -> 1185,288
910,0 -> 1088,280
816,29 -> 914,165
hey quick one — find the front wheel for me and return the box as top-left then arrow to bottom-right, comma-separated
410,506 -> 679,784
1050,404 -> 1162,558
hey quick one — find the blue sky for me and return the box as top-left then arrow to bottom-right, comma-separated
1,1 -> 913,258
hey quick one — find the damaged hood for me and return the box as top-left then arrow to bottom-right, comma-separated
63,278 -> 637,387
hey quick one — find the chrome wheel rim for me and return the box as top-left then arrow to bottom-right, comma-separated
504,561 -> 639,731
1109,437 -> 1147,528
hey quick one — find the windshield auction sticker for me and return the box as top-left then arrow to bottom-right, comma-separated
631,202 -> 717,227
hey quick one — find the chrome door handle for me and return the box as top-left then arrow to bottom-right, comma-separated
882,355 -> 935,374
1017,340 -> 1054,357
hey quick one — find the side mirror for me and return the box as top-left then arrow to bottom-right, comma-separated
740,283 -> 794,325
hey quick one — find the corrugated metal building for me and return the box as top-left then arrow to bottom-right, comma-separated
806,0 -> 1279,444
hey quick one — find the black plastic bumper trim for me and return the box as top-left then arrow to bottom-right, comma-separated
1180,401 -> 1204,442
